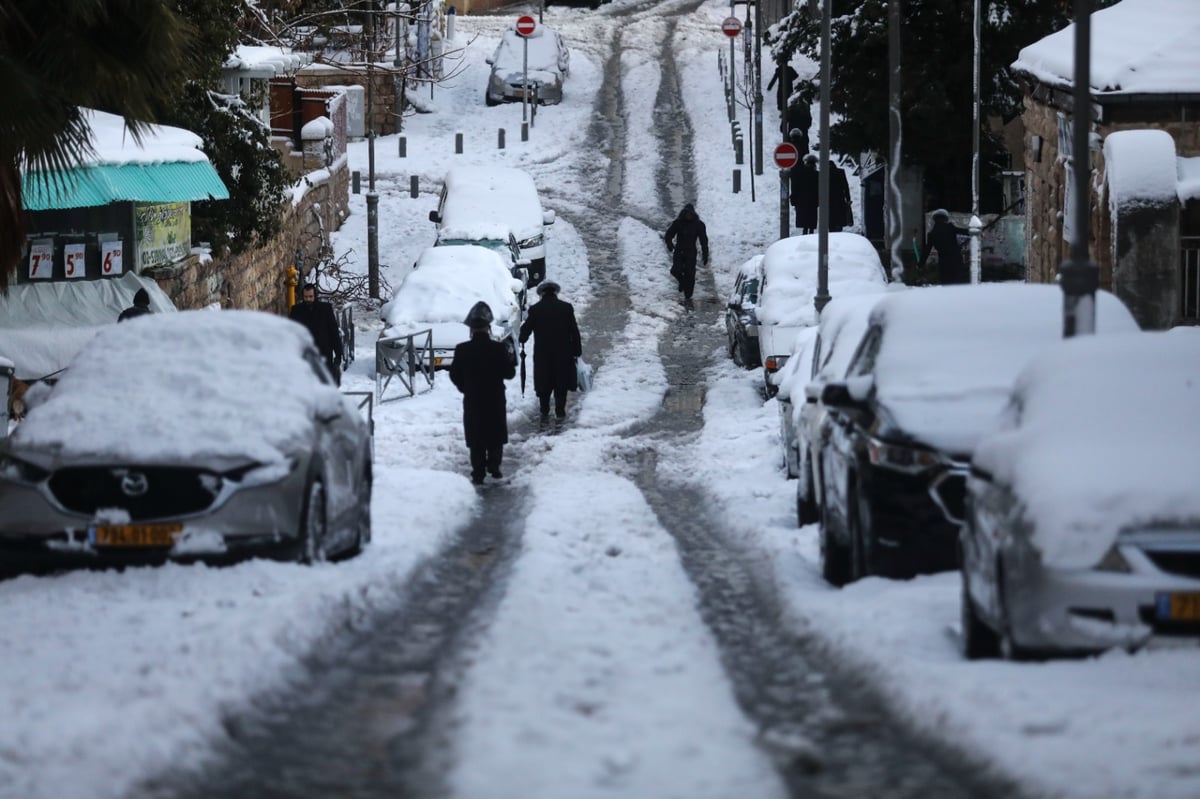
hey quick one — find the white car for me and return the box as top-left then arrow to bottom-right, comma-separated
429,166 -> 555,287
381,245 -> 524,370
961,329 -> 1200,659
756,232 -> 889,396
773,325 -> 818,481
485,24 -> 570,106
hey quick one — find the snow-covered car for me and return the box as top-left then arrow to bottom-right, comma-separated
757,232 -> 889,397
485,24 -> 570,107
818,284 -> 1140,585
792,290 -> 889,531
961,329 -> 1200,659
429,166 -> 555,287
0,311 -> 373,574
725,254 -> 764,368
773,325 -> 818,481
381,244 -> 524,370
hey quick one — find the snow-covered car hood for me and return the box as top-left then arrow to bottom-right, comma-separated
8,311 -> 344,465
974,330 -> 1200,569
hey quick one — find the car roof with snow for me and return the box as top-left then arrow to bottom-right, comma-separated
437,166 -> 547,243
973,328 -> 1200,570
813,290 -> 891,381
491,25 -> 568,75
758,232 -> 889,328
381,245 -> 522,333
8,310 -> 342,464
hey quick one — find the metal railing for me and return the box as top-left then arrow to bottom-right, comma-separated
338,305 -> 355,368
341,390 -> 375,439
1181,236 -> 1200,323
375,329 -> 435,402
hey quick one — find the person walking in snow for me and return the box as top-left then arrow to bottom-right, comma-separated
519,281 -> 583,425
918,208 -> 969,285
790,155 -> 819,234
289,283 -> 344,384
450,301 -> 516,484
118,288 -> 153,322
664,203 -> 710,303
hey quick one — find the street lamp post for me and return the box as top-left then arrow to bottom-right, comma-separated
1060,0 -> 1098,337
814,0 -> 831,316
366,4 -> 380,299
969,0 -> 982,284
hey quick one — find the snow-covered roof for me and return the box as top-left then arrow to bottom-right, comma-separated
223,45 -> 313,77
758,232 -> 889,328
973,329 -> 1200,569
381,245 -> 522,339
75,109 -> 209,167
1012,0 -> 1200,95
10,310 -> 341,464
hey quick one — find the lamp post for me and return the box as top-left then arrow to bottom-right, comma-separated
814,0 -> 831,316
1060,0 -> 1098,337
968,0 -> 982,284
366,3 -> 380,299
887,0 -> 903,280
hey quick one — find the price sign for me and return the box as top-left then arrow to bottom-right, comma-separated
101,241 -> 124,276
64,243 -> 86,279
28,242 -> 53,279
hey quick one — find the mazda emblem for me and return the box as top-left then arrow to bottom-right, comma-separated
120,472 -> 149,497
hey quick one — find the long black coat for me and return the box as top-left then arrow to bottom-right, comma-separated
519,294 -> 582,397
790,162 -> 818,231
827,162 -> 853,232
449,332 -> 515,447
289,300 -> 343,367
919,219 -> 969,284
664,208 -> 710,268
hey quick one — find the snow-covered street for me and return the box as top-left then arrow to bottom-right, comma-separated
1,1 -> 1198,798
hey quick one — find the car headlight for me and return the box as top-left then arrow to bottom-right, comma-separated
0,453 -> 50,484
517,234 -> 544,249
867,437 -> 941,474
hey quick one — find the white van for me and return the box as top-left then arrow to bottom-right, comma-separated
428,166 -> 555,286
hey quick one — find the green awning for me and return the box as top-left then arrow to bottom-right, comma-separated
22,161 -> 230,211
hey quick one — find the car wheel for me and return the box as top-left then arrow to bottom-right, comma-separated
730,331 -> 744,365
960,569 -> 1000,659
996,563 -> 1038,661
737,335 -> 758,370
819,502 -> 852,586
300,478 -> 328,565
797,461 -> 819,526
343,468 -> 372,558
485,91 -> 499,107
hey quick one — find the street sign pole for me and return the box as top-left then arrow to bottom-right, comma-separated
516,16 -> 537,127
815,0 -> 831,317
774,143 -> 799,240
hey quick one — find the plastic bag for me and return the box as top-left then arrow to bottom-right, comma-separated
575,357 -> 594,393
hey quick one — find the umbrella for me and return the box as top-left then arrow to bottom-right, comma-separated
520,345 -> 527,395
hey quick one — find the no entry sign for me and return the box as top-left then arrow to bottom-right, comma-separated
721,17 -> 742,38
773,142 -> 800,170
516,15 -> 537,36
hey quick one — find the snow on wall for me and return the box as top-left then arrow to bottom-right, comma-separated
1103,129 -> 1177,212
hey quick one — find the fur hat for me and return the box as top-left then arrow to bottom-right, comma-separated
931,208 -> 951,221
463,301 -> 494,328
536,281 -> 561,297
133,288 -> 150,307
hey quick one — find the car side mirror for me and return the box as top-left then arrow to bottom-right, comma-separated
821,382 -> 856,408
485,56 -> 494,65
428,210 -> 440,224
543,210 -> 556,226
804,382 -> 822,403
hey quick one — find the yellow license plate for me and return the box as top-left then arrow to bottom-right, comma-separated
94,524 -> 182,547
1161,592 -> 1200,621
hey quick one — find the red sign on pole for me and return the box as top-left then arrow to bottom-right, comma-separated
721,16 -> 743,37
516,15 -> 537,36
773,142 -> 800,170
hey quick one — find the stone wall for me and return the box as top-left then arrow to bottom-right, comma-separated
146,159 -> 350,314
297,66 -> 400,136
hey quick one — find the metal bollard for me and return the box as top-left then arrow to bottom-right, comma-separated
352,171 -> 361,194
521,122 -> 529,142
499,128 -> 506,149
410,175 -> 418,198
735,136 -> 744,165
455,133 -> 463,154
398,137 -> 406,158
733,170 -> 741,194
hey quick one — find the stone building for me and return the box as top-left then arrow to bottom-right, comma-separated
1013,0 -> 1200,328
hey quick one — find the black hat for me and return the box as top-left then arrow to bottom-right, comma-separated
932,208 -> 950,221
464,301 -> 494,328
536,281 -> 561,297
133,288 -> 150,307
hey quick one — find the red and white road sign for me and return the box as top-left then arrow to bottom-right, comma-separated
516,15 -> 537,36
773,142 -> 800,170
721,16 -> 742,37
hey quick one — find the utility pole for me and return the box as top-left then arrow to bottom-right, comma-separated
753,0 -> 763,176
1060,0 -> 1098,336
969,0 -> 982,284
366,2 -> 380,299
814,0 -> 831,316
887,0 -> 903,280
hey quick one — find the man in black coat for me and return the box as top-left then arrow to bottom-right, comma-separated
664,203 -> 710,302
827,160 -> 853,233
790,155 -> 819,234
917,209 -> 969,285
519,281 -> 582,423
289,283 -> 343,384
118,287 -> 153,322
450,302 -> 516,484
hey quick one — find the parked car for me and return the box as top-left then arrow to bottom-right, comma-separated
485,24 -> 570,107
818,284 -> 1139,585
757,232 -> 889,397
773,325 -> 819,480
725,255 -> 764,368
792,291 -> 889,532
429,165 -> 555,286
381,244 -> 524,370
0,311 -> 373,574
961,329 -> 1200,659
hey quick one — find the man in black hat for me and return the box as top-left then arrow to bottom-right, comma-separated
519,281 -> 582,424
450,301 -> 516,484
118,288 -> 153,322
289,283 -> 343,384
664,203 -> 709,304
918,209 -> 969,285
